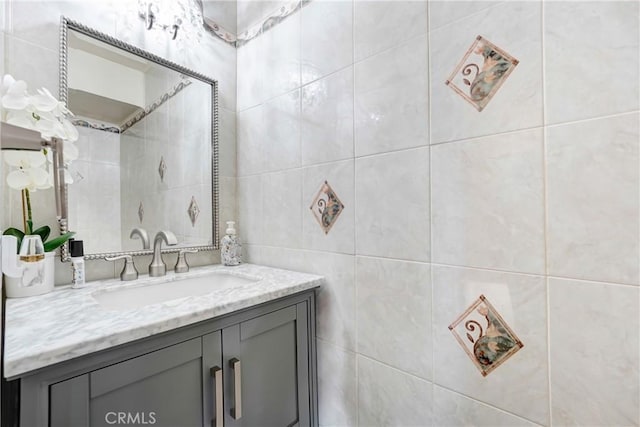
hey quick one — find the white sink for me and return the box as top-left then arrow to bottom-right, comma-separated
92,272 -> 260,311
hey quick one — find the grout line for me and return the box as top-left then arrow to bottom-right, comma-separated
544,109 -> 640,128
297,1 -> 303,252
351,0 -> 359,422
428,110 -> 640,148
357,353 -> 433,384
428,1 -> 508,35
243,245 -> 640,289
351,23 -> 429,68
430,124 -> 547,147
541,2 -> 554,426
433,383 -> 546,427
426,0 -> 436,399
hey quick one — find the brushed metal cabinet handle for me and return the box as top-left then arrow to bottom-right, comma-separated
229,358 -> 242,420
210,366 -> 223,427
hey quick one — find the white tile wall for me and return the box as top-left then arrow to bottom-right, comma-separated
431,128 -> 545,274
357,355 -> 433,426
317,339 -> 358,426
353,1 -> 428,62
354,34 -> 429,156
428,1 -> 502,31
306,250 -> 356,351
549,278 -> 640,426
355,147 -> 430,262
433,386 -> 539,427
546,113 -> 639,285
356,256 -> 432,380
236,1 -> 640,425
262,169 -> 302,248
544,1 -> 639,124
262,13 -> 301,101
301,0 -> 353,85
263,89 -> 301,172
301,67 -> 354,166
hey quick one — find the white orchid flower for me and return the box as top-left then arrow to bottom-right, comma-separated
0,74 -> 14,96
3,149 -> 47,169
1,77 -> 30,110
2,73 -> 80,199
3,150 -> 53,191
61,117 -> 79,141
5,108 -> 36,129
30,87 -> 59,112
6,167 -> 52,191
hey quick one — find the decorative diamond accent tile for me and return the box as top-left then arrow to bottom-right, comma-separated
138,201 -> 144,223
309,181 -> 344,235
158,156 -> 167,181
449,295 -> 523,377
445,35 -> 519,112
187,196 -> 200,227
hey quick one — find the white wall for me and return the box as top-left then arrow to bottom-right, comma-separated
236,1 -> 639,426
1,0 -> 237,282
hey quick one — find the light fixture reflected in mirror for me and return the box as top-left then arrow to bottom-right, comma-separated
137,0 -> 204,42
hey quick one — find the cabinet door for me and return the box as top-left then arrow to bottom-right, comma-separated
221,303 -> 311,427
50,335 -> 222,427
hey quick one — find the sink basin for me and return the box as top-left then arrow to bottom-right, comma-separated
92,273 -> 259,311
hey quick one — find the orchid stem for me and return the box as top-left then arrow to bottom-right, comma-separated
21,189 -> 27,233
22,188 -> 33,234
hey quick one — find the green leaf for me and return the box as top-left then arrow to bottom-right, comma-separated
32,225 -> 51,243
3,228 -> 25,253
43,232 -> 76,253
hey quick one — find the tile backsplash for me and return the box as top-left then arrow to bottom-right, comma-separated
237,1 -> 639,426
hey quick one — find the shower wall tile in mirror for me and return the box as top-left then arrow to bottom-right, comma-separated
119,78 -> 212,252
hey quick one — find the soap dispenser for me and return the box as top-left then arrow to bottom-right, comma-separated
221,221 -> 242,266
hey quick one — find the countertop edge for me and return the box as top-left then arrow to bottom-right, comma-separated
4,264 -> 324,378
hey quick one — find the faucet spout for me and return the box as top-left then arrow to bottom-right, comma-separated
149,231 -> 178,277
129,228 -> 150,249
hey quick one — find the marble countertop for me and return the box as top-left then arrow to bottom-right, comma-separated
4,263 -> 323,378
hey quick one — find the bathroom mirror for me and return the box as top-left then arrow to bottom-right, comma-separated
57,17 -> 219,260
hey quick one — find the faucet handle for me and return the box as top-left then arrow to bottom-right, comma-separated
175,249 -> 198,274
106,255 -> 139,281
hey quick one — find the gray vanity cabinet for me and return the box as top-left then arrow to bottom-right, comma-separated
16,291 -> 317,427
221,303 -> 311,427
50,336 -> 217,427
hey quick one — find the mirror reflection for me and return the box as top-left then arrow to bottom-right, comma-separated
65,28 -> 215,256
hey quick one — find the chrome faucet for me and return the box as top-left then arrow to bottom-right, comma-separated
149,231 -> 178,277
130,228 -> 150,249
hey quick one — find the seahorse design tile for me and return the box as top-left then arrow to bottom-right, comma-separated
445,36 -> 519,111
309,181 -> 344,234
449,294 -> 523,376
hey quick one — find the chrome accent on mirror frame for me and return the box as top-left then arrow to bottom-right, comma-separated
58,16 -> 220,261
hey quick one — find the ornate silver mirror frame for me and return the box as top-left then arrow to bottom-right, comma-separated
58,16 -> 219,261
